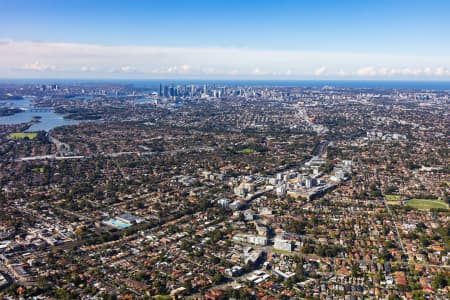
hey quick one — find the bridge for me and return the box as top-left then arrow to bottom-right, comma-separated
26,108 -> 54,112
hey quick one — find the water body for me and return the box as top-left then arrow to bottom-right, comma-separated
128,79 -> 450,91
0,97 -> 78,132
2,79 -> 450,90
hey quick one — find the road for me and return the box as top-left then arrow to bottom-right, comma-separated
49,135 -> 71,156
380,192 -> 407,258
14,146 -> 215,162
16,154 -> 85,161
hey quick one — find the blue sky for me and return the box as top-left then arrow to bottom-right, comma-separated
1,0 -> 450,79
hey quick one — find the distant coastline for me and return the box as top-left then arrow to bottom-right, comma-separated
1,79 -> 450,91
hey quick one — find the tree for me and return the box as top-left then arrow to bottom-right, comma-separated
412,290 -> 425,300
431,272 -> 448,289
388,293 -> 401,300
183,279 -> 193,294
442,191 -> 449,205
419,235 -> 431,247
75,226 -> 84,236
36,275 -> 51,292
213,272 -> 226,284
351,263 -> 361,277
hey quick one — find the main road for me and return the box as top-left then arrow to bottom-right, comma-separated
13,146 -> 215,162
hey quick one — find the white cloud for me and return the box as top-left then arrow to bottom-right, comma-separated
119,65 -> 137,73
351,66 -> 450,77
1,40 -> 450,78
201,67 -> 217,74
378,67 -> 389,76
251,67 -> 269,75
434,67 -> 449,76
151,64 -> 194,74
355,66 -> 377,76
180,64 -> 192,72
424,67 -> 449,76
21,61 -> 56,71
81,66 -> 96,72
167,66 -> 177,73
424,67 -> 433,75
314,66 -> 327,76
387,68 -> 422,76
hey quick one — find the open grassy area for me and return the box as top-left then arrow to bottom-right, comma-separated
406,199 -> 449,210
238,148 -> 256,154
8,132 -> 37,139
387,201 -> 401,206
273,247 -> 295,256
154,295 -> 172,300
32,167 -> 45,173
385,194 -> 402,201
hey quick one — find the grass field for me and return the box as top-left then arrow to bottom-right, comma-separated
273,247 -> 295,255
238,148 -> 256,154
154,296 -> 172,300
32,167 -> 45,173
387,201 -> 401,206
405,199 -> 449,210
385,194 -> 402,201
8,132 -> 37,139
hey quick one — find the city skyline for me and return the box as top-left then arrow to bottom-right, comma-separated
1,0 -> 450,79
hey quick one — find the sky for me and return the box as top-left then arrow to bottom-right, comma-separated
1,0 -> 450,80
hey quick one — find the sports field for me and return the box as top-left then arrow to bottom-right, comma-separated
385,194 -> 402,201
8,132 -> 37,139
238,148 -> 256,154
405,199 -> 448,210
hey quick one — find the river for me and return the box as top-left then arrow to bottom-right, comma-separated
0,97 -> 79,132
